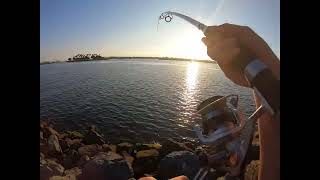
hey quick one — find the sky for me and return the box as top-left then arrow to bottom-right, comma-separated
40,0 -> 280,62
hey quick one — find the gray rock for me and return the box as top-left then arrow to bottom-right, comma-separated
48,135 -> 62,155
43,127 -> 60,139
159,138 -> 193,159
59,139 -> 70,153
41,153 -> 45,160
64,167 -> 82,177
134,143 -> 162,152
78,144 -> 102,157
66,131 -> 84,140
132,149 -> 159,177
117,142 -> 134,154
83,128 -> 105,145
48,175 -> 76,180
63,149 -> 80,169
158,151 -> 200,180
77,155 -> 90,167
62,158 -> 73,170
79,152 -> 133,180
40,159 -> 64,180
66,138 -> 83,150
41,131 -> 44,140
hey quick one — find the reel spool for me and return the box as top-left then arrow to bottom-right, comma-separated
194,95 -> 255,176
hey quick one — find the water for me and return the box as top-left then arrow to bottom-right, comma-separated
40,59 -> 255,143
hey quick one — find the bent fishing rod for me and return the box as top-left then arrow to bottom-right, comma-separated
158,11 -> 280,121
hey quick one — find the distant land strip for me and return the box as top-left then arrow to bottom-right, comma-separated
40,56 -> 216,65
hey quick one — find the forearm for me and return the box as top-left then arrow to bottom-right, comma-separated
254,91 -> 280,180
253,55 -> 280,180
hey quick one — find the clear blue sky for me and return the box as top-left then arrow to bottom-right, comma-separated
40,0 -> 280,62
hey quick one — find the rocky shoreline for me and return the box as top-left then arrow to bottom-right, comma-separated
40,121 -> 260,180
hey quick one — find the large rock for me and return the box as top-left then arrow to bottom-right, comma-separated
64,167 -> 82,178
83,128 -> 105,145
79,152 -> 133,180
63,150 -> 80,169
134,143 -> 162,152
40,131 -> 44,140
43,127 -> 60,139
77,155 -> 90,167
133,149 -> 159,178
41,153 -> 45,161
48,135 -> 62,155
59,139 -> 70,153
40,142 -> 50,156
78,144 -> 102,157
102,144 -> 117,153
117,142 -> 134,154
66,138 -> 83,150
48,175 -> 76,180
159,138 -> 193,159
40,159 -> 65,180
158,151 -> 200,180
136,149 -> 159,159
66,131 -> 84,140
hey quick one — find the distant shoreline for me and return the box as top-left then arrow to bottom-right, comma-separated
40,56 -> 215,65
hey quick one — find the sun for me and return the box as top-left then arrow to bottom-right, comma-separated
166,29 -> 210,60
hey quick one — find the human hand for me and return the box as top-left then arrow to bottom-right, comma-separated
202,23 -> 279,87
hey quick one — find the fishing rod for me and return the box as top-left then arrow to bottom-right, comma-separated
158,11 -> 280,179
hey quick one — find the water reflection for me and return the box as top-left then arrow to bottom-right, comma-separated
186,62 -> 199,92
177,62 -> 199,126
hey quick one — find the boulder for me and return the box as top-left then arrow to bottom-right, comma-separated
58,133 -> 68,140
40,153 -> 45,161
183,142 -> 196,150
159,138 -> 193,159
43,127 -> 60,139
59,140 -> 70,153
77,155 -> 90,167
48,135 -> 62,155
121,151 -> 134,168
40,121 -> 48,129
64,167 -> 82,177
136,149 -> 159,159
41,142 -> 51,158
63,150 -> 80,169
79,152 -> 133,180
40,159 -> 64,180
78,144 -> 102,157
102,144 -> 117,152
83,128 -> 105,145
52,167 -> 82,180
40,131 -> 44,140
132,149 -> 159,178
117,142 -> 134,154
158,151 -> 200,180
66,138 -> 83,150
62,158 -> 73,170
48,175 -> 76,180
66,131 -> 84,140
134,143 -> 162,152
